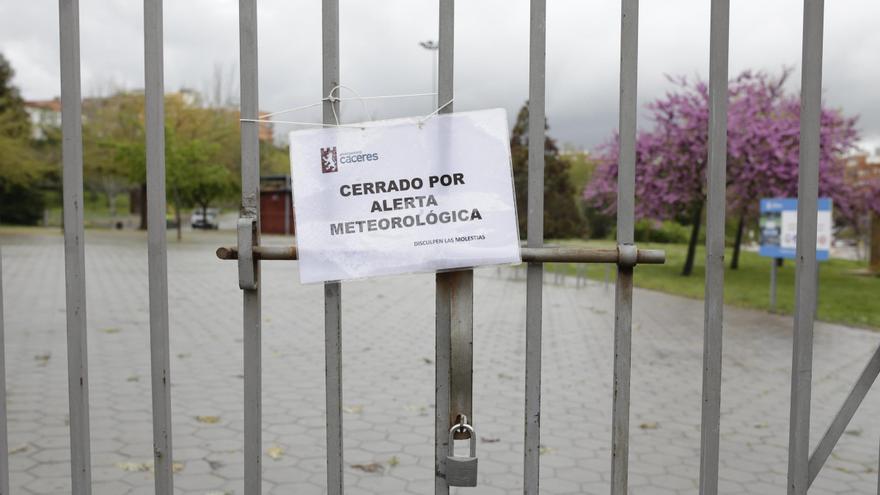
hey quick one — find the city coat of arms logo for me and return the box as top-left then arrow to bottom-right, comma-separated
321,147 -> 338,173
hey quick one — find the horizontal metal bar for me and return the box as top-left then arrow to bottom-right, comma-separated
215,245 -> 666,265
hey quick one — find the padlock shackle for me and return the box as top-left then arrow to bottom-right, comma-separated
448,423 -> 476,457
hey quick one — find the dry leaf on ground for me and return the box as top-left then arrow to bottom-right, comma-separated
266,446 -> 284,460
351,462 -> 384,473
116,460 -> 184,473
9,444 -> 28,455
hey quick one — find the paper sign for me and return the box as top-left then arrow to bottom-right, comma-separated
289,108 -> 521,283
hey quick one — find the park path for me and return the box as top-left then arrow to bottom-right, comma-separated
0,228 -> 878,494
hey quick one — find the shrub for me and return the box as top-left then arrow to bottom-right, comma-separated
634,219 -> 690,244
0,183 -> 45,225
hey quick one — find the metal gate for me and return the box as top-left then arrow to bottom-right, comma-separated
0,0 -> 875,494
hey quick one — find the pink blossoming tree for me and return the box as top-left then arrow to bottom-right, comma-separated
584,70 -> 860,276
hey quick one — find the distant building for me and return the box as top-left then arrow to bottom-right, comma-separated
260,175 -> 294,235
844,149 -> 880,185
24,98 -> 61,139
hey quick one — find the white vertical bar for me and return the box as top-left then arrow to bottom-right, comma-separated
321,1 -> 344,493
324,282 -> 343,494
434,273 -> 451,495
59,1 -> 92,493
524,0 -> 546,493
787,1 -> 824,494
238,1 -> 262,493
699,2 -> 729,494
434,2 -> 455,493
144,0 -> 173,492
611,1 -> 638,494
0,248 -> 8,495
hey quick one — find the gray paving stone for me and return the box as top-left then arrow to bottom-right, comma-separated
2,229 -> 880,494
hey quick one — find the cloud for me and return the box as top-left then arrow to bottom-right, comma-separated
1,0 -> 878,150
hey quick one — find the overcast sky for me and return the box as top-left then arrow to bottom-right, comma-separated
2,0 -> 878,151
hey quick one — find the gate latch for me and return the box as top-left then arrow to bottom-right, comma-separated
237,217 -> 258,290
446,417 -> 478,487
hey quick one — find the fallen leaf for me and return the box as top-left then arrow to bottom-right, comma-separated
481,437 -> 501,443
539,445 -> 554,455
100,328 -> 121,334
266,446 -> 284,460
844,428 -> 862,437
126,375 -> 140,382
196,415 -> 221,424
351,462 -> 384,474
9,444 -> 28,455
639,421 -> 659,430
116,460 -> 184,473
405,404 -> 429,416
34,353 -> 51,365
342,405 -> 363,414
422,357 -> 434,365
116,461 -> 151,473
177,353 -> 191,359
387,456 -> 399,467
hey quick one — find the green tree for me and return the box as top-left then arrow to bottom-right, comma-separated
0,53 -> 45,225
105,91 -> 240,237
82,92 -> 144,217
510,102 -> 584,239
261,141 -> 289,175
166,131 -> 235,239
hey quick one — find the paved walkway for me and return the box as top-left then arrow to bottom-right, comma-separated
1,229 -> 879,494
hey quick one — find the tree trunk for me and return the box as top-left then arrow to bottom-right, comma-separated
682,201 -> 703,277
730,212 -> 745,270
871,212 -> 880,274
138,183 -> 148,230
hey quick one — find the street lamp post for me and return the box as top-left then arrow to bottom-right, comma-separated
419,40 -> 439,110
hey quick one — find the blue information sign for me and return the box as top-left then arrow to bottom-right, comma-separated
759,198 -> 832,261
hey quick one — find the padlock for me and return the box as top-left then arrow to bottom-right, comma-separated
446,422 -> 478,487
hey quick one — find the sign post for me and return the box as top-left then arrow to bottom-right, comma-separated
759,198 -> 832,313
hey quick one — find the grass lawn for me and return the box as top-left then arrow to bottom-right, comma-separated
546,239 -> 880,330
